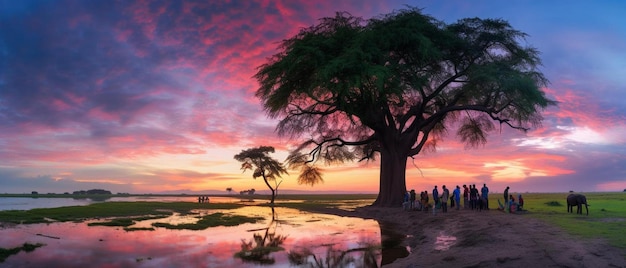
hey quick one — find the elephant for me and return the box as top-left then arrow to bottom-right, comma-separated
566,194 -> 589,215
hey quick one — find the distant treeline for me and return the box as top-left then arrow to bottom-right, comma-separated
73,189 -> 112,195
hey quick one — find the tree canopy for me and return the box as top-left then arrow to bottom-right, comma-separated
234,146 -> 288,204
254,7 -> 556,207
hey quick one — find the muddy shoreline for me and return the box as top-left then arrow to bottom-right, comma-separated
305,206 -> 626,267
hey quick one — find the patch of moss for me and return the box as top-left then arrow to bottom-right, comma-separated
0,243 -> 45,263
88,218 -> 136,227
0,202 -> 244,224
124,227 -> 155,232
544,201 -> 562,206
87,215 -> 170,228
152,213 -> 263,230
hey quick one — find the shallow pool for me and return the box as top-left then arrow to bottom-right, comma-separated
0,206 -> 404,267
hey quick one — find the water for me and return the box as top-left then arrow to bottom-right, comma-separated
0,196 -> 244,211
434,231 -> 457,251
0,199 -> 409,267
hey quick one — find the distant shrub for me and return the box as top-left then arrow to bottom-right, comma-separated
545,201 -> 562,206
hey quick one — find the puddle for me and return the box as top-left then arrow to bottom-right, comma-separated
434,231 -> 457,251
378,221 -> 410,266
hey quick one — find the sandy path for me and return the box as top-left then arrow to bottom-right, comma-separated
312,206 -> 626,267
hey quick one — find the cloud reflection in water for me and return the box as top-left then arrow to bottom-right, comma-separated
0,207 -> 384,267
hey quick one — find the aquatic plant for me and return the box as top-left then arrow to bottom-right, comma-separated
0,243 -> 45,263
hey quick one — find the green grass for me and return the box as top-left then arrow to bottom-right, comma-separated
0,243 -> 45,263
0,201 -> 244,224
152,212 -> 263,230
124,227 -> 156,232
88,218 -> 136,227
520,192 -> 626,250
87,215 -> 170,227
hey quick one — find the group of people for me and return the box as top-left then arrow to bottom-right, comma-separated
403,184 -> 523,214
198,195 -> 210,203
500,186 -> 524,213
403,185 -> 464,213
463,184 -> 490,211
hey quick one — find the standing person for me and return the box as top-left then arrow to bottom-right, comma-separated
432,186 -> 439,214
504,186 -> 510,212
481,183 -> 490,210
421,191 -> 430,213
469,185 -> 478,210
450,195 -> 455,209
410,189 -> 416,210
463,185 -> 469,209
453,185 -> 461,210
441,185 -> 449,213
420,191 -> 427,212
403,191 -> 410,210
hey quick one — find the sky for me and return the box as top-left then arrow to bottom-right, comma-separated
1,0 -> 625,195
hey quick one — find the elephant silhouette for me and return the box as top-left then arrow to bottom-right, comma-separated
566,194 -> 589,215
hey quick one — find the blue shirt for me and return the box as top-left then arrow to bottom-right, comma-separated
453,188 -> 461,200
481,186 -> 489,198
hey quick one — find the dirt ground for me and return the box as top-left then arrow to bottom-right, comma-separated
315,206 -> 626,268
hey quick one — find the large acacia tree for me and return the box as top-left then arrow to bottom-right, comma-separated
254,8 -> 556,207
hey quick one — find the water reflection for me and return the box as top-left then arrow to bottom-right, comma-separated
379,221 -> 410,266
0,196 -> 246,211
1,206 -> 397,267
234,207 -> 287,265
287,241 -> 379,267
0,197 -> 93,211
73,196 -> 111,202
434,231 -> 457,251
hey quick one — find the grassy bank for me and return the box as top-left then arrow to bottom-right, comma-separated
515,192 -> 626,250
0,201 -> 244,224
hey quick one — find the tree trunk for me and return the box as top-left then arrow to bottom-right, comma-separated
372,145 -> 408,207
262,176 -> 276,205
270,188 -> 276,204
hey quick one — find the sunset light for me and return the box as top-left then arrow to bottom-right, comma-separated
1,0 -> 625,195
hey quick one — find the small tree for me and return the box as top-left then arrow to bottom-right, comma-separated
234,146 -> 287,204
226,187 -> 233,194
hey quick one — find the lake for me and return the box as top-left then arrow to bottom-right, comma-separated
0,196 -> 240,211
0,197 -> 408,267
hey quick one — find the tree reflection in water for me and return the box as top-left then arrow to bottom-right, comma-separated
234,207 -> 405,267
378,221 -> 409,266
286,220 -> 409,267
287,243 -> 379,268
233,207 -> 287,265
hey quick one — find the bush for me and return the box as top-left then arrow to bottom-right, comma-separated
545,201 -> 562,206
